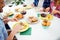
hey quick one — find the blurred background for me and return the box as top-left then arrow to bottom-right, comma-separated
4,0 -> 44,7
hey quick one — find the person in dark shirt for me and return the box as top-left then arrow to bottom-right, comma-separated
42,0 -> 51,12
33,0 -> 39,7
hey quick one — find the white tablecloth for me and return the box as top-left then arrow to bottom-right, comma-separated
7,8 -> 60,40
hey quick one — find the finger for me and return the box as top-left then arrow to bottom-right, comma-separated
13,18 -> 18,21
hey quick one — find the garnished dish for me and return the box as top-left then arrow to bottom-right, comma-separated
14,14 -> 24,19
39,13 -> 47,20
15,7 -> 25,12
23,5 -> 32,10
8,11 -> 14,17
39,13 -> 53,20
46,14 -> 53,20
27,16 -> 38,24
9,4 -> 12,7
15,7 -> 20,12
12,21 -> 29,32
23,5 -> 27,7
42,20 -> 51,26
21,11 -> 26,15
41,13 -> 47,17
4,11 -> 14,17
8,14 -> 14,17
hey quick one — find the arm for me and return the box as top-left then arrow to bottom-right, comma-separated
51,10 -> 60,14
40,7 -> 50,12
3,17 -> 18,24
7,24 -> 22,40
45,7 -> 50,12
6,30 -> 15,40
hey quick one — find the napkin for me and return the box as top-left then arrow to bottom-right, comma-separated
20,27 -> 31,35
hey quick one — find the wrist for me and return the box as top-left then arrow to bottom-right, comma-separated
8,18 -> 12,21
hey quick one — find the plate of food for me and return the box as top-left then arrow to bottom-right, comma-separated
21,11 -> 26,15
12,21 -> 29,32
14,14 -> 24,19
27,16 -> 39,24
39,13 -> 47,20
42,20 -> 51,26
4,11 -> 14,18
23,5 -> 32,10
15,7 -> 25,12
46,14 -> 53,20
38,13 -> 53,20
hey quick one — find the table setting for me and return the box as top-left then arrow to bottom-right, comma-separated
2,1 -> 60,40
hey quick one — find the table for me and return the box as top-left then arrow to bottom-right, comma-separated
7,8 -> 60,40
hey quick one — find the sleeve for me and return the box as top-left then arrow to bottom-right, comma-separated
56,6 -> 60,11
0,12 -> 7,19
50,1 -> 54,8
2,22 -> 8,40
0,13 -> 4,19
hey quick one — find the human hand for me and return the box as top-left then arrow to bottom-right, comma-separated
40,8 -> 44,12
45,7 -> 50,12
52,10 -> 60,14
3,17 -> 18,24
31,3 -> 34,7
9,18 -> 18,22
3,18 -> 9,24
3,16 -> 9,24
7,24 -> 22,40
12,24 -> 23,34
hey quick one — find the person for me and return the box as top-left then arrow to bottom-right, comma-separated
44,0 -> 60,18
0,0 -> 5,12
50,0 -> 60,18
0,0 -> 21,40
7,23 -> 22,40
42,0 -> 51,12
0,16 -> 21,40
0,18 -> 8,40
32,0 -> 39,7
0,0 -> 8,40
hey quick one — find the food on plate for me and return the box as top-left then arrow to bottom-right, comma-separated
9,5 -> 12,7
15,7 -> 25,12
8,14 -> 14,17
13,21 -> 29,32
28,16 -> 38,23
40,13 -> 53,20
23,5 -> 27,7
21,11 -> 26,15
4,11 -> 14,17
24,5 -> 32,9
26,5 -> 32,8
42,20 -> 51,26
46,14 -> 53,20
39,13 -> 47,20
41,13 -> 47,17
19,22 -> 27,29
8,12 -> 13,16
15,14 -> 23,19
15,7 -> 20,12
